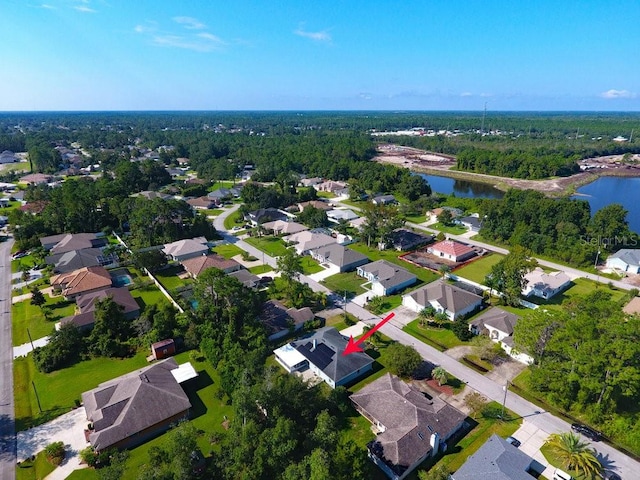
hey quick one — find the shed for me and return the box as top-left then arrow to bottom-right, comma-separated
151,339 -> 176,360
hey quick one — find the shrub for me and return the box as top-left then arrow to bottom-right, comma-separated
44,441 -> 65,466
80,446 -> 98,467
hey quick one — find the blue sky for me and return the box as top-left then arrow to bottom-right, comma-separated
1,0 -> 639,111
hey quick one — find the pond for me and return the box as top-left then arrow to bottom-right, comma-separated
573,176 -> 640,234
418,173 -> 504,199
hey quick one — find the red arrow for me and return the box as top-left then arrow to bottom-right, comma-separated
342,312 -> 395,356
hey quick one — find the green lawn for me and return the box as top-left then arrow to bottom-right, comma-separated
12,254 -> 38,273
223,210 -> 244,230
349,243 -> 440,284
316,191 -> 336,199
12,295 -> 77,345
212,243 -> 244,259
244,236 -> 290,257
300,256 -> 323,275
208,180 -> 237,191
203,208 -> 224,217
540,444 -> 589,480
154,265 -> 191,292
16,450 -> 56,480
455,254 -> 505,283
430,222 -> 468,235
131,286 -> 168,312
405,213 -> 427,224
322,272 -> 367,298
248,264 -> 273,274
403,319 -> 466,351
14,351 -> 151,431
527,277 -> 626,310
416,402 -> 521,476
366,294 -> 403,314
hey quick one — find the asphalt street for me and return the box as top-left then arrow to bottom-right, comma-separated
0,238 -> 16,480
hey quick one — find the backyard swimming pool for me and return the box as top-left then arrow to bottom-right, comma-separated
110,268 -> 133,287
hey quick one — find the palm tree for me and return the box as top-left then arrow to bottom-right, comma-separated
438,264 -> 451,278
419,306 -> 436,327
431,366 -> 448,387
545,432 -> 602,479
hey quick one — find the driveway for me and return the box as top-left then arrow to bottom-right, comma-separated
17,407 -> 89,479
509,420 -> 552,477
14,336 -> 50,358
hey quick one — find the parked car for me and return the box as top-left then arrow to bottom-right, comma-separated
571,423 -> 602,441
12,251 -> 27,260
505,436 -> 521,448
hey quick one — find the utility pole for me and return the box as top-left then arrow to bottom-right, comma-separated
501,380 -> 509,420
27,327 -> 34,351
481,102 -> 487,134
32,381 -> 43,413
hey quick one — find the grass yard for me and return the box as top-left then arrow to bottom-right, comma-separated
415,402 -> 521,476
203,208 -> 224,217
223,210 -> 244,230
403,319 -> 466,351
540,444 -> 589,480
208,180 -> 237,191
316,191 -> 336,199
322,272 -> 367,298
212,243 -> 244,259
430,222 -> 468,235
527,277 -> 626,310
349,243 -> 440,284
12,254 -> 38,273
405,213 -> 427,224
454,254 -> 505,284
12,295 -> 77,345
300,256 -> 323,275
244,236 -> 289,257
16,450 -> 56,480
248,264 -> 272,274
14,351 -> 150,431
154,265 -> 190,292
366,294 -> 403,314
131,286 -> 168,312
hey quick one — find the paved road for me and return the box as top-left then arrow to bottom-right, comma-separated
0,238 -> 16,480
215,203 -> 638,478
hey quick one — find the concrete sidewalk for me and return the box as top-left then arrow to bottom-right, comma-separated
14,336 -> 50,358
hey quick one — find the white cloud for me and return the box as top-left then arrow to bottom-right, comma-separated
460,92 -> 473,97
173,16 -> 206,30
601,89 -> 637,99
197,32 -> 224,44
151,34 -> 223,52
294,25 -> 332,43
74,5 -> 96,13
40,4 -> 56,9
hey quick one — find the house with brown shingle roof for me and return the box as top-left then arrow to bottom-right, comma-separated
82,358 -> 193,452
259,299 -> 315,341
402,279 -> 483,320
58,287 -> 140,331
181,254 -> 241,278
186,196 -> 218,210
262,220 -> 308,235
19,173 -> 53,185
350,373 -> 466,480
50,266 -> 113,299
298,200 -> 332,212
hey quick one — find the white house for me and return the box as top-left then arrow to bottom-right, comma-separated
522,267 -> 571,299
428,240 -> 476,263
606,249 -> 640,274
357,260 -> 416,297
469,307 -> 534,365
402,279 -> 483,320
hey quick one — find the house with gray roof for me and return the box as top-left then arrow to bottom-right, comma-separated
227,269 -> 263,289
458,214 -> 483,232
327,208 -> 359,223
259,299 -> 315,341
262,220 -> 308,235
469,307 -> 519,342
606,249 -> 640,274
46,248 -> 118,274
384,228 -> 433,251
82,358 -> 193,451
162,237 -> 209,262
310,244 -> 369,273
522,267 -> 571,300
452,434 -> 538,480
357,260 -> 417,297
246,207 -> 289,226
40,232 -> 106,253
284,230 -> 337,256
274,327 -> 374,388
402,279 -> 483,320
351,373 -> 466,480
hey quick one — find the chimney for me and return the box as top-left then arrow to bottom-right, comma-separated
311,339 -> 317,351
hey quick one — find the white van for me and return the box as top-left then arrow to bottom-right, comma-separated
553,468 -> 574,480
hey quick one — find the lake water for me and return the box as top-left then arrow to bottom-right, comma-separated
418,173 -> 504,199
574,176 -> 640,234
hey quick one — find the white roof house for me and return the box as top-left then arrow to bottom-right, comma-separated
606,249 -> 640,274
522,267 -> 571,300
283,231 -> 337,255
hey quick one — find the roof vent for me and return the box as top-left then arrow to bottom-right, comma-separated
427,425 -> 434,433
417,432 -> 424,440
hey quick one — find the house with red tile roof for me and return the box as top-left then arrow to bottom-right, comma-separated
50,266 -> 113,299
428,240 -> 476,263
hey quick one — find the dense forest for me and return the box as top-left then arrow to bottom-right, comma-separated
1,111 -> 639,181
